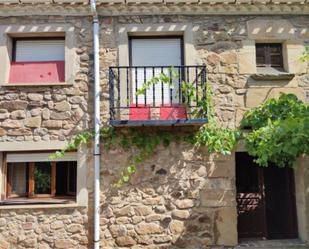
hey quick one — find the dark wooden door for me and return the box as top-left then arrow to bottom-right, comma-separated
236,152 -> 298,240
264,166 -> 298,239
236,153 -> 266,238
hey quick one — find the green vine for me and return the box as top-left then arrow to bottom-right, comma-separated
107,129 -> 183,188
133,68 -> 239,156
50,69 -> 309,186
193,85 -> 240,155
300,45 -> 309,62
50,69 -> 237,186
136,67 -> 178,96
241,93 -> 309,168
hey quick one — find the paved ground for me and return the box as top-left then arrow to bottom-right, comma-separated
235,239 -> 309,249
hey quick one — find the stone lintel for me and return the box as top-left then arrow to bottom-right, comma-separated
0,141 -> 68,151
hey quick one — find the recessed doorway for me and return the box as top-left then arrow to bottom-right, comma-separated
236,152 -> 298,240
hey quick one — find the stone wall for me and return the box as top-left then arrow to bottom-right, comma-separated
95,14 -> 309,248
0,15 -> 93,249
98,136 -> 237,248
0,8 -> 309,249
0,207 -> 88,249
0,16 -> 92,143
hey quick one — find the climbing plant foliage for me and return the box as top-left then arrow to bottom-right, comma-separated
193,85 -> 240,155
51,70 -> 239,187
300,45 -> 309,62
51,69 -> 309,186
241,93 -> 309,168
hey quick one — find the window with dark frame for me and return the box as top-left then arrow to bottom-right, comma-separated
5,160 -> 77,204
256,43 -> 284,69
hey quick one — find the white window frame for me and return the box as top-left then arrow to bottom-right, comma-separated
0,23 -> 77,86
117,23 -> 199,107
118,23 -> 197,67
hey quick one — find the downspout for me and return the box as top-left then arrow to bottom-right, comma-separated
90,0 -> 101,249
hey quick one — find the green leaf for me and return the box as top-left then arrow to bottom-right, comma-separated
122,174 -> 130,182
127,165 -> 136,174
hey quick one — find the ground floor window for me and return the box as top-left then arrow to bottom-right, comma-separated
2,152 -> 77,205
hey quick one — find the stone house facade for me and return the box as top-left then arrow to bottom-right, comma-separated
0,1 -> 308,249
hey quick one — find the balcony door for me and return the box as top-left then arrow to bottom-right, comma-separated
130,37 -> 183,105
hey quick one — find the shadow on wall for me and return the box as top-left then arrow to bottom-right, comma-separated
93,128 -> 237,249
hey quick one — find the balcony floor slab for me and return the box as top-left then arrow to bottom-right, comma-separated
110,118 -> 208,127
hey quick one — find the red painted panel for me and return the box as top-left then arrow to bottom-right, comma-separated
159,104 -> 187,120
129,104 -> 151,120
9,61 -> 65,83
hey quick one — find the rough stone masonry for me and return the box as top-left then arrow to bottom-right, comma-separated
0,2 -> 309,249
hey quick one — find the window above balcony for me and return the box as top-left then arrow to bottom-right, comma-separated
130,37 -> 183,67
110,36 -> 207,126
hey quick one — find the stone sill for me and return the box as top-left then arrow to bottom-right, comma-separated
0,203 -> 83,210
252,67 -> 295,81
1,82 -> 73,87
251,73 -> 295,80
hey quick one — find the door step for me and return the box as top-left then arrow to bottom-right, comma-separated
235,239 -> 309,249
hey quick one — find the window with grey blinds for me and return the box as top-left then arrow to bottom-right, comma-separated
130,38 -> 182,105
15,40 -> 65,62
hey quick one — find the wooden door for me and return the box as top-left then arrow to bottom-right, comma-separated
236,152 -> 298,240
264,166 -> 298,239
236,152 -> 266,238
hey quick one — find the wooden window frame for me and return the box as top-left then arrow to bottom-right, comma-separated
6,161 -> 57,199
1,153 -> 7,200
66,165 -> 76,196
256,43 -> 284,69
2,154 -> 77,203
6,162 -> 28,198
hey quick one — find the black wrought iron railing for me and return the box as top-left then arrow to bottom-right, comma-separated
109,65 -> 207,126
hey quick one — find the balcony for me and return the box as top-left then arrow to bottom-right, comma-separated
109,65 -> 208,126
